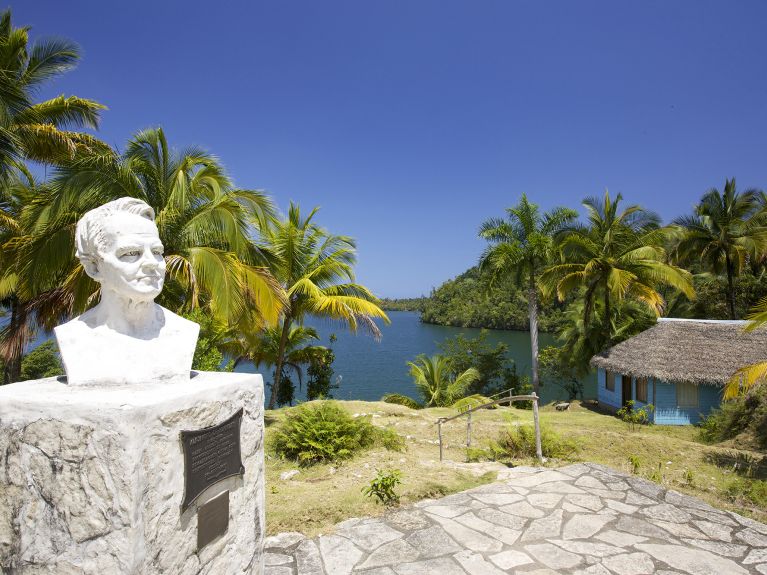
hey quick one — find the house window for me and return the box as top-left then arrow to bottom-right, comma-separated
605,371 -> 615,391
677,381 -> 699,408
636,378 -> 648,403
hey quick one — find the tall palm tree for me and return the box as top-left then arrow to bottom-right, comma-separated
0,173 -> 36,383
231,325 -> 326,406
2,129 -> 285,384
478,194 -> 576,393
674,179 -> 767,320
261,203 -> 389,409
0,9 -> 107,179
408,354 -> 480,407
0,9 -> 107,382
541,190 -> 694,349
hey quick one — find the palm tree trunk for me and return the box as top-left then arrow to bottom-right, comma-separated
603,280 -> 611,346
267,317 -> 293,409
725,252 -> 737,320
527,275 -> 540,394
2,296 -> 22,385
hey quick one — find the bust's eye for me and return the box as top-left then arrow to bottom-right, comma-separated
119,250 -> 140,258
152,248 -> 164,256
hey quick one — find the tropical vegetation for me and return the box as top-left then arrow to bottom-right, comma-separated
270,400 -> 403,465
257,203 -> 389,409
0,10 -> 384,394
673,179 -> 767,320
478,193 -> 576,392
407,354 -> 480,408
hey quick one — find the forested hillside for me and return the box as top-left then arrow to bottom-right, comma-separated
421,266 -> 767,333
420,267 -> 568,332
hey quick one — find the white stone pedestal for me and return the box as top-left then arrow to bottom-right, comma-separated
0,371 -> 264,574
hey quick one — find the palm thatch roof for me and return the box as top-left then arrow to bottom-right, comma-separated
590,319 -> 767,386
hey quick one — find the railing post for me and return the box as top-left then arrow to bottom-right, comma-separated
467,411 -> 472,448
438,420 -> 444,462
532,392 -> 543,463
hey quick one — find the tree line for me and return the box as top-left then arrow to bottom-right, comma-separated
0,9 -> 388,407
466,187 -> 767,393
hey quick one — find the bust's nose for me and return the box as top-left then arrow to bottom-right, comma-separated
140,248 -> 160,270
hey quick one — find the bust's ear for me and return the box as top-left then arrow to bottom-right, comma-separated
80,256 -> 101,281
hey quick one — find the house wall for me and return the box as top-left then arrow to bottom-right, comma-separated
653,381 -> 721,425
597,368 -> 621,410
597,368 -> 721,425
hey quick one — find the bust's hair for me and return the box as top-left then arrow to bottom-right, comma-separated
75,197 -> 156,263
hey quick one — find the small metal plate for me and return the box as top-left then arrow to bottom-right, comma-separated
180,408 -> 245,511
197,490 -> 229,550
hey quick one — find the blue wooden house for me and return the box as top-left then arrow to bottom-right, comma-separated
590,318 -> 767,425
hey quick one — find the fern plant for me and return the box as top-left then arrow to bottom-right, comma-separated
271,401 -> 376,465
271,401 -> 404,465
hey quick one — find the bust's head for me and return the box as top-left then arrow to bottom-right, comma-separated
76,198 -> 166,301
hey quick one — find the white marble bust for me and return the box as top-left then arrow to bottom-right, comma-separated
54,198 -> 199,385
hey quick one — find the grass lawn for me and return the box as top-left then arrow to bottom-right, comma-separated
264,399 -> 767,536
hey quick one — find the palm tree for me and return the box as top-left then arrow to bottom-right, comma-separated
674,179 -> 767,320
231,324 -> 325,405
408,354 -> 480,407
725,298 -> 767,399
0,9 -> 107,179
541,190 -> 694,350
261,203 -> 389,409
2,129 -> 285,384
0,173 -> 37,383
478,194 -> 576,393
0,9 -> 107,383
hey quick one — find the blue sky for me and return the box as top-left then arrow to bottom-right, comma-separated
18,1 -> 767,297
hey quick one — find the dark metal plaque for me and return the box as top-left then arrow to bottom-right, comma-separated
180,408 -> 245,511
197,490 -> 229,550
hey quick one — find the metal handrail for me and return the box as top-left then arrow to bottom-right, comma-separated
435,392 -> 543,463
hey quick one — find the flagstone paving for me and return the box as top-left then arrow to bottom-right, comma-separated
264,463 -> 767,574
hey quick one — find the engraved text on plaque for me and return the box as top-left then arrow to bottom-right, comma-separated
180,408 -> 245,511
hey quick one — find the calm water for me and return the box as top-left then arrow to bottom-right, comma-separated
236,311 -> 596,404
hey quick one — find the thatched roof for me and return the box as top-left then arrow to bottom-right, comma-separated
590,319 -> 767,386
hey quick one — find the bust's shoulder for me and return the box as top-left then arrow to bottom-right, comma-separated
159,306 -> 200,335
54,308 -> 99,340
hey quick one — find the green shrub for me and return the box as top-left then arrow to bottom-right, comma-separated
381,393 -> 422,409
362,468 -> 402,506
628,454 -> 641,474
465,446 -> 491,462
19,341 -> 62,381
616,400 -> 654,431
512,379 -> 534,410
374,426 -> 406,452
494,424 -> 579,460
699,385 -> 767,448
726,478 -> 767,508
271,401 -> 377,465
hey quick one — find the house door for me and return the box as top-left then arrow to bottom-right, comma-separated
622,375 -> 632,406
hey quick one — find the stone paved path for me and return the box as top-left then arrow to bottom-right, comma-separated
264,463 -> 767,574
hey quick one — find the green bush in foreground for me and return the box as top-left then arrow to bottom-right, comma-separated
495,424 -> 580,460
382,393 -> 422,409
271,401 -> 404,465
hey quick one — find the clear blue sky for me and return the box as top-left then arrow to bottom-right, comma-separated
18,1 -> 767,297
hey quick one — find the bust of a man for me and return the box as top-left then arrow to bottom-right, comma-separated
54,198 -> 199,385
